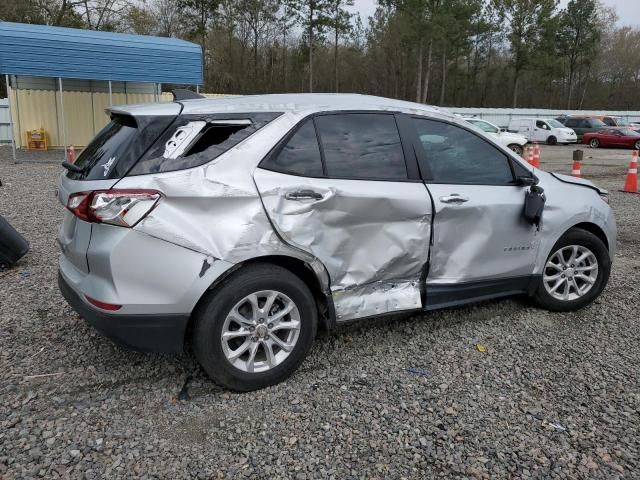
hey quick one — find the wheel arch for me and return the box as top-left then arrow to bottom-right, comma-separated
191,255 -> 336,335
570,222 -> 609,251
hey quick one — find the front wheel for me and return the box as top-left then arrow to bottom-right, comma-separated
590,138 -> 600,148
532,228 -> 610,312
547,136 -> 558,145
192,264 -> 317,391
508,144 -> 524,156
634,140 -> 640,150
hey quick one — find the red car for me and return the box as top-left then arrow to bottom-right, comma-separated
583,128 -> 640,150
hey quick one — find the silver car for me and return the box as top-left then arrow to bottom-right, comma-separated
57,94 -> 616,391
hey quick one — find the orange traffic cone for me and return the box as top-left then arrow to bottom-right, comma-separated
571,159 -> 581,177
621,150 -> 638,194
529,143 -> 540,168
69,145 -> 76,163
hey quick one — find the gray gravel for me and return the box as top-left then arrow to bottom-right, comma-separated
1,145 -> 639,479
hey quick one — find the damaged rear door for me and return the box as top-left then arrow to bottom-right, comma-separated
254,112 -> 433,321
409,116 -> 540,308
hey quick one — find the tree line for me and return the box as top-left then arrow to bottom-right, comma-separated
1,0 -> 639,110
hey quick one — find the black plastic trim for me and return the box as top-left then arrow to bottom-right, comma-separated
425,275 -> 539,311
58,272 -> 189,354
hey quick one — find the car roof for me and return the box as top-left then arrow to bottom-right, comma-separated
563,115 -> 604,119
110,93 -> 454,120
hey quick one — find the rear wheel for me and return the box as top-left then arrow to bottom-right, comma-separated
634,140 -> 640,150
589,138 -> 600,148
192,264 -> 317,391
547,136 -> 558,145
532,228 -> 610,312
508,144 -> 524,156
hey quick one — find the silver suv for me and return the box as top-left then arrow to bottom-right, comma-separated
57,94 -> 616,391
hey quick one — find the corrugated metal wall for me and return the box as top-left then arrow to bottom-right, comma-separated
6,77 -> 172,148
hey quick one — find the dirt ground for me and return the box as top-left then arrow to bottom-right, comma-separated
0,144 -> 639,479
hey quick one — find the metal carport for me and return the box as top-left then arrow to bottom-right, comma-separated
0,21 -> 203,162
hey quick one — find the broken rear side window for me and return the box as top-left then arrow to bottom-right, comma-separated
129,113 -> 282,175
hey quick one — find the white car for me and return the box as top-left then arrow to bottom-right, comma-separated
508,118 -> 577,145
464,118 -> 528,156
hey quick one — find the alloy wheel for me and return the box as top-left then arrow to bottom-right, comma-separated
590,139 -> 599,148
509,144 -> 523,156
221,290 -> 301,373
543,245 -> 598,301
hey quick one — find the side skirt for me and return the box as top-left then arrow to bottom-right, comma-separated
424,276 -> 540,311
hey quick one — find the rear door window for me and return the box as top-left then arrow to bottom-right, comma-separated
314,113 -> 408,180
261,118 -> 324,177
130,113 -> 281,175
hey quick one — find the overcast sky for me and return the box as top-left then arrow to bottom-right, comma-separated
349,0 -> 640,27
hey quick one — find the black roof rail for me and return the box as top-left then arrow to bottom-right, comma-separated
172,89 -> 205,101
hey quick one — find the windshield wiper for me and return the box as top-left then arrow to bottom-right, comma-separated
61,161 -> 85,173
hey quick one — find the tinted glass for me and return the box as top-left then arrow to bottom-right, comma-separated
590,119 -> 607,128
412,118 -> 514,184
315,114 -> 407,180
67,115 -> 136,180
262,119 -> 324,177
603,118 -> 615,126
536,120 -> 546,128
131,113 -> 280,175
565,118 -> 579,127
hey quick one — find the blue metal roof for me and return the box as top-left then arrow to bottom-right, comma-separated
0,22 -> 203,85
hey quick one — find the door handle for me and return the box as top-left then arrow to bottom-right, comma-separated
440,194 -> 469,204
285,189 -> 324,201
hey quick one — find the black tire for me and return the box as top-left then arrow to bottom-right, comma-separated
532,228 -> 611,312
508,144 -> 524,156
192,264 -> 317,391
547,135 -> 558,146
589,138 -> 600,149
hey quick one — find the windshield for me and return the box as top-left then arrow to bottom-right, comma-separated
468,119 -> 499,134
547,119 -> 564,128
619,128 -> 640,136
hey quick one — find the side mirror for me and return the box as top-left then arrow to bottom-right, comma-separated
516,175 -> 538,187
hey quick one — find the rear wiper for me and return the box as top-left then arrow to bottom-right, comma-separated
61,162 -> 85,173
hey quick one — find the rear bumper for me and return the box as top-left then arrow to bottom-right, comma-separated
58,271 -> 189,353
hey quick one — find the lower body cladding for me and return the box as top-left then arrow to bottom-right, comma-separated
58,223 -> 235,353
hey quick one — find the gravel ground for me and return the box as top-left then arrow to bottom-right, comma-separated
1,145 -> 639,479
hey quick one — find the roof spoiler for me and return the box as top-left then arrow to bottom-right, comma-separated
172,89 -> 205,101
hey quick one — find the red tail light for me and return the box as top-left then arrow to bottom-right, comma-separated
85,295 -> 122,311
67,189 -> 162,228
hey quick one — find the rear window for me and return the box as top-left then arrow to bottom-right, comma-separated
129,113 -> 282,175
66,115 -> 175,180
